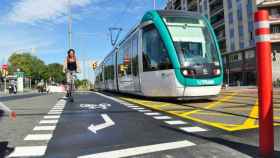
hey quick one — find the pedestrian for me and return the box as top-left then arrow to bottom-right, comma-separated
63,49 -> 80,97
0,102 -> 16,157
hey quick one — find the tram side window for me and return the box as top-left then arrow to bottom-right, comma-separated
104,56 -> 114,80
142,24 -> 172,72
132,35 -> 138,76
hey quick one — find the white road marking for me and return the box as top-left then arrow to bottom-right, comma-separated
127,106 -> 139,108
88,114 -> 115,134
137,110 -> 151,112
144,112 -> 161,116
49,110 -> 63,113
180,127 -> 208,132
78,140 -> 195,158
40,120 -> 58,124
24,134 -> 52,141
164,120 -> 187,125
132,107 -> 146,110
44,115 -> 60,119
48,112 -> 62,115
33,126 -> 56,131
153,116 -> 172,120
53,105 -> 65,108
52,107 -> 64,109
9,146 -> 47,157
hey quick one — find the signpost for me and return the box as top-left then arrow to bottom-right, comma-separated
255,10 -> 274,157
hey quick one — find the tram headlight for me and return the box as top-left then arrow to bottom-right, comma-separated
182,70 -> 188,76
213,69 -> 221,75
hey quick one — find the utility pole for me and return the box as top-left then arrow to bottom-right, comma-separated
68,0 -> 73,49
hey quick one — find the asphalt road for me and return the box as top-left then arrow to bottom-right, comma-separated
0,91 -> 280,158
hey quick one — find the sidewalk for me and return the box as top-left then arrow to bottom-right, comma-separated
0,89 -> 37,97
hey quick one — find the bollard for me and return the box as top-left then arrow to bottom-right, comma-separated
255,10 -> 274,157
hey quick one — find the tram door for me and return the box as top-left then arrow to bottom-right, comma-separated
131,33 -> 141,92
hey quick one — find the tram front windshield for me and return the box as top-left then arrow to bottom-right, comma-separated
163,17 -> 220,70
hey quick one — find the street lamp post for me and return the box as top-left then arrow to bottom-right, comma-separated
68,0 -> 73,49
153,0 -> 156,9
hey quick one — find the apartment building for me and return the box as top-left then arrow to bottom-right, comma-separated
165,0 -> 280,86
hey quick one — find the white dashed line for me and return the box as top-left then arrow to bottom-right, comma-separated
180,127 -> 208,132
9,146 -> 47,157
127,106 -> 139,108
24,134 -> 52,141
44,115 -> 60,119
137,110 -> 151,112
132,107 -> 146,110
164,120 -> 187,125
153,116 -> 172,120
144,112 -> 161,116
33,126 -> 56,131
78,140 -> 195,158
40,120 -> 58,124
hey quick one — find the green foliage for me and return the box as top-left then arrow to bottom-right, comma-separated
8,53 -> 65,84
8,53 -> 46,81
75,79 -> 90,90
45,63 -> 65,83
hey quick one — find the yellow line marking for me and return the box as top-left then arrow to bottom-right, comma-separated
193,112 -> 234,117
242,100 -> 258,128
181,92 -> 237,116
120,95 -> 280,132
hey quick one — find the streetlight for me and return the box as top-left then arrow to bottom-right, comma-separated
68,0 -> 73,49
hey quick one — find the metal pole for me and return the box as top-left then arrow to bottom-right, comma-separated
227,68 -> 229,87
255,10 -> 274,157
4,77 -> 6,93
68,0 -> 72,49
153,0 -> 156,9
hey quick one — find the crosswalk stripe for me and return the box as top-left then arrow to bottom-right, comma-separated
144,112 -> 161,116
9,146 -> 47,157
153,116 -> 172,120
164,120 -> 187,125
137,110 -> 151,112
40,120 -> 58,124
33,126 -> 56,131
44,115 -> 60,119
180,126 -> 208,132
24,134 -> 52,141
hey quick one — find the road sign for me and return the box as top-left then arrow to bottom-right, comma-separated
15,71 -> 24,78
2,64 -> 8,70
88,114 -> 115,134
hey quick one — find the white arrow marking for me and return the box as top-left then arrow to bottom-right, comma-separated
88,114 -> 115,134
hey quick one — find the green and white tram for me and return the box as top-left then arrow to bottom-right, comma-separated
95,10 -> 223,99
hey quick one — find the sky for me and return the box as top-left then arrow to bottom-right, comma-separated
0,0 -> 167,67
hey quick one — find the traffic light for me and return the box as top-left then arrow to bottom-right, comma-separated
92,62 -> 97,70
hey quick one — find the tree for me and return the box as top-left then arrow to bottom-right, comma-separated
8,53 -> 46,83
45,63 -> 65,83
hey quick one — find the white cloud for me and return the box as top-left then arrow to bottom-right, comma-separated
7,0 -> 91,24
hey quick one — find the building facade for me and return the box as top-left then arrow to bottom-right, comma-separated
165,0 -> 280,86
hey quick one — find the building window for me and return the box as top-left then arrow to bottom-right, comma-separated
227,0 -> 232,9
203,0 -> 207,11
230,41 -> 235,52
228,12 -> 233,24
229,27 -> 234,38
142,24 -> 172,72
245,50 -> 255,59
229,53 -> 242,63
237,4 -> 243,21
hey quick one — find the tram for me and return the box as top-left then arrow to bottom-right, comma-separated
94,10 -> 223,98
